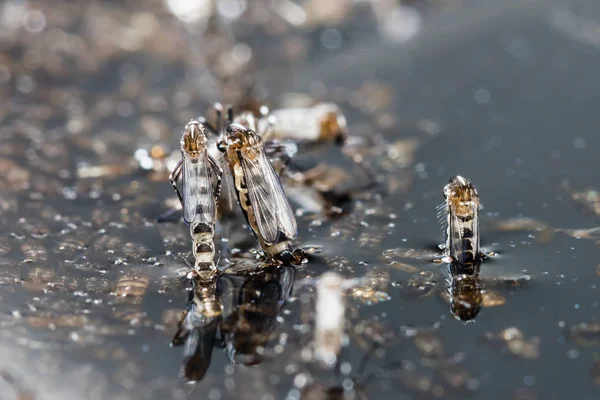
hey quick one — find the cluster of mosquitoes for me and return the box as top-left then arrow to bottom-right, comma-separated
168,102 -> 482,383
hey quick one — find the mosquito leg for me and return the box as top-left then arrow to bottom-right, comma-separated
226,104 -> 234,126
208,155 -> 223,201
264,140 -> 297,177
170,310 -> 188,346
198,117 -> 219,136
156,207 -> 182,223
169,160 -> 184,205
214,102 -> 223,132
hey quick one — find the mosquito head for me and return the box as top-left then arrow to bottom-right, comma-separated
182,120 -> 207,157
443,175 -> 479,214
225,123 -> 260,149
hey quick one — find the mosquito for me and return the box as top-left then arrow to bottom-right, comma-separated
169,120 -> 223,277
200,105 -> 299,261
438,175 -> 480,266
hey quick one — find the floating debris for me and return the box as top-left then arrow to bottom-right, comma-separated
395,271 -> 438,300
481,290 -> 506,307
571,189 -> 600,218
484,328 -> 541,360
382,247 -> 434,261
413,331 -> 445,359
20,238 -> 48,262
557,226 -> 600,240
349,271 -> 390,305
592,359 -> 600,385
490,217 -> 554,243
569,323 -> 600,346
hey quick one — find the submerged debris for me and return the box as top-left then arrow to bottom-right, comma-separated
571,189 -> 600,218
569,323 -> 600,346
349,271 -> 391,305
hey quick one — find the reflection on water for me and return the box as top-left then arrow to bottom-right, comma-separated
172,265 -> 295,381
446,262 -> 482,322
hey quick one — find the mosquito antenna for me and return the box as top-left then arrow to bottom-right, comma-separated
226,104 -> 234,125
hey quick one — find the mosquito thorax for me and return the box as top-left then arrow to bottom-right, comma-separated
444,175 -> 479,215
182,121 -> 207,157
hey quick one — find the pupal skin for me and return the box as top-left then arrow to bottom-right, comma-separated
442,175 -> 480,266
314,272 -> 348,367
258,103 -> 348,144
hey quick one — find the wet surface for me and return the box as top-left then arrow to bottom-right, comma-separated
1,0 -> 600,399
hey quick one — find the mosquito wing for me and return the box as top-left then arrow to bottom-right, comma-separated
182,153 -> 215,224
241,150 -> 297,244
448,202 -> 479,263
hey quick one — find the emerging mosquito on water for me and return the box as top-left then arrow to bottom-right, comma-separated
169,120 -> 223,279
199,104 -> 301,263
438,175 -> 480,266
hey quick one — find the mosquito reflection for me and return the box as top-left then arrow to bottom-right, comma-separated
220,265 -> 295,366
171,275 -> 222,383
172,266 -> 295,381
446,262 -> 482,322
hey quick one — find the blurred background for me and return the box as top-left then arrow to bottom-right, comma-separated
1,0 -> 600,399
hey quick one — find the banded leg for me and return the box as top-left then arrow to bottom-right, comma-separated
171,309 -> 189,346
198,117 -> 219,136
264,140 -> 297,177
198,103 -> 224,136
208,155 -> 223,201
226,104 -> 234,125
169,160 -> 183,205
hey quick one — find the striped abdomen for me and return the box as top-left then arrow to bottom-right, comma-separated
190,221 -> 216,272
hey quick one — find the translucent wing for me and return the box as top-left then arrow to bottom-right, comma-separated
241,150 -> 297,244
182,152 -> 215,224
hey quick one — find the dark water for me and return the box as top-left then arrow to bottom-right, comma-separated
0,0 -> 599,399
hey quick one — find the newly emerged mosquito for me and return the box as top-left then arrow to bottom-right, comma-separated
438,176 -> 480,266
169,120 -> 223,276
201,105 -> 299,261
